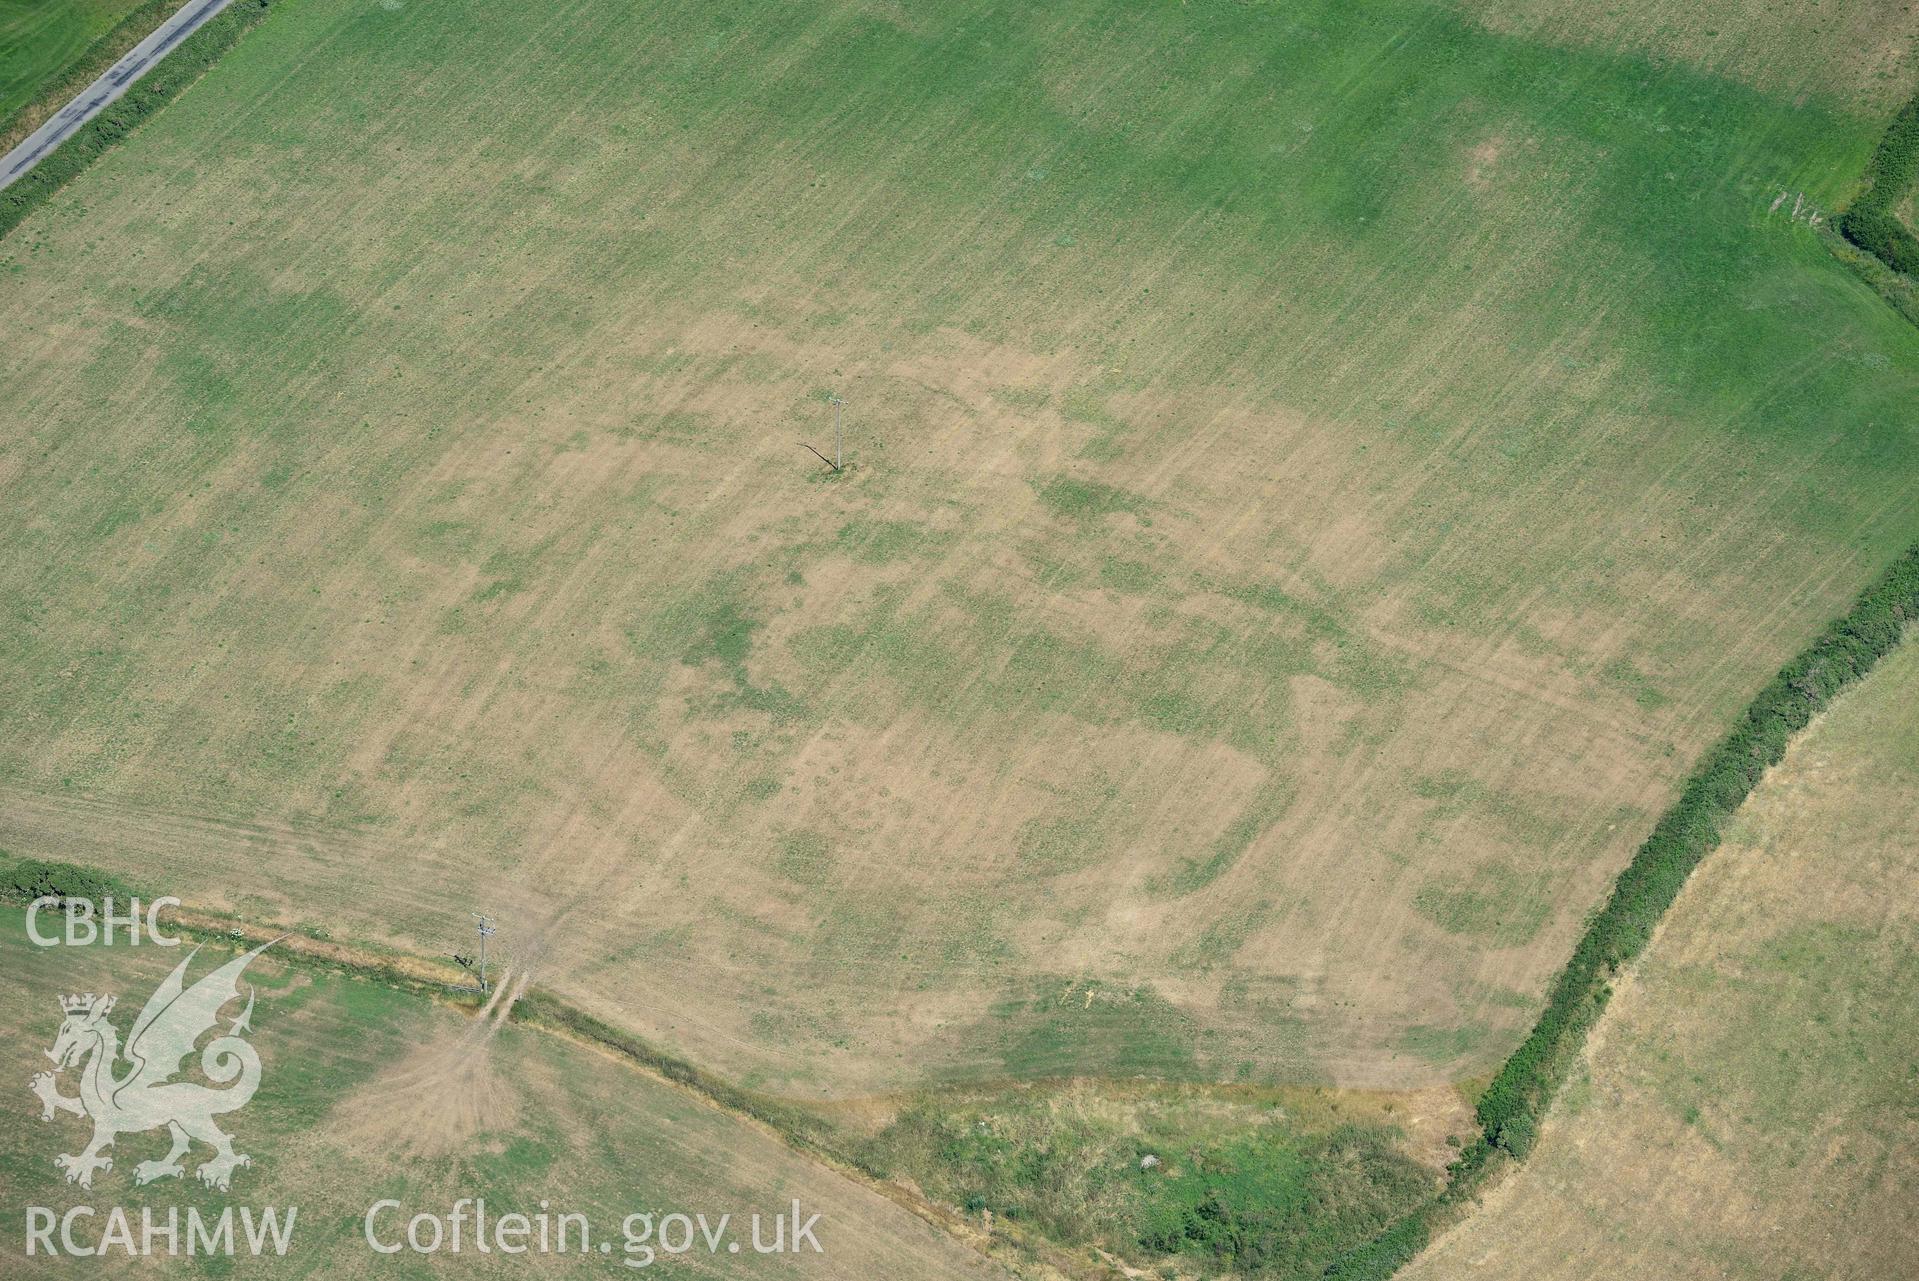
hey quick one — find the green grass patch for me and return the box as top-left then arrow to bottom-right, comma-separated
834,516 -> 951,564
979,979 -> 1201,1080
775,827 -> 835,885
863,1084 -> 1432,1279
1033,476 -> 1152,525
1396,1023 -> 1492,1067
0,0 -> 156,125
1413,862 -> 1552,947
1159,782 -> 1291,898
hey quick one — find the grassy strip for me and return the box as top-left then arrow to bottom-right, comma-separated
0,0 -> 178,152
0,851 -> 484,1001
1328,543 -> 1919,1279
1838,90 -> 1919,276
1823,222 -> 1919,329
0,854 -> 839,1145
0,0 -> 274,241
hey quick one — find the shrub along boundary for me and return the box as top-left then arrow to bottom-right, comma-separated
1824,221 -> 1919,329
0,0 -> 275,241
1327,542 -> 1919,1279
1839,88 -> 1919,276
0,0 -> 179,152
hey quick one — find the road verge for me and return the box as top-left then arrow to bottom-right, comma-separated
0,0 -> 274,239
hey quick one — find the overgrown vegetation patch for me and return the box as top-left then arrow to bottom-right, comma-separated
0,851 -> 139,909
863,1084 -> 1434,1279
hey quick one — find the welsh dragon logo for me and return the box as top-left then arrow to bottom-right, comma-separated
30,940 -> 276,1191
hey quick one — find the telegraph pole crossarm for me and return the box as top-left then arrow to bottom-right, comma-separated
830,395 -> 846,471
472,913 -> 496,993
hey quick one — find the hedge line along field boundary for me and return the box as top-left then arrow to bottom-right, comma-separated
1839,88 -> 1919,276
1327,542 -> 1919,1279
0,0 -> 180,153
0,0 -> 275,241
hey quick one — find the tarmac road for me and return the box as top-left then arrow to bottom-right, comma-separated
0,0 -> 238,193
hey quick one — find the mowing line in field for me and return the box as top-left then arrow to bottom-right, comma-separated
0,0 -> 234,191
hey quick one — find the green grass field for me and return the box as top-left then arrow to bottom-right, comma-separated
1,0 -> 1917,1109
1407,633 -> 1919,1279
0,0 -> 150,122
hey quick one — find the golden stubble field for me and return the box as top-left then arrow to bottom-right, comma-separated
0,0 -> 1917,1103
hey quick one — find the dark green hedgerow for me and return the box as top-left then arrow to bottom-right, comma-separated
1475,542 -> 1919,1157
0,0 -> 275,241
1326,542 -> 1919,1279
1839,91 -> 1919,276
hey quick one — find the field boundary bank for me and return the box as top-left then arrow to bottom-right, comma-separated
0,0 -> 274,240
0,860 -> 1112,1280
1327,545 -> 1919,1279
0,0 -> 179,153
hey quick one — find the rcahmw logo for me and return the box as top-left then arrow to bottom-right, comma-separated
30,940 -> 277,1191
28,1205 -> 296,1260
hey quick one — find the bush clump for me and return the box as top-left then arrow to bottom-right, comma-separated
1839,92 -> 1919,276
0,854 -> 139,908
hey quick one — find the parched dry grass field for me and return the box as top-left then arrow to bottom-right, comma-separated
1,0 -> 1917,1111
1406,633 -> 1919,1280
0,908 -> 1006,1278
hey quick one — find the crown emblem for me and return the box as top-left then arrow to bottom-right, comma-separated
59,993 -> 112,1017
